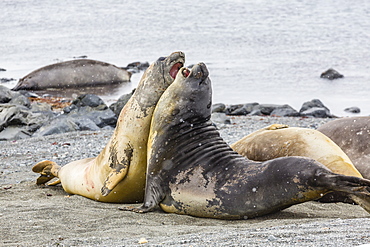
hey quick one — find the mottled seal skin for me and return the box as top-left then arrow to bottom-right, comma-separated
32,52 -> 185,203
122,63 -> 370,219
318,117 -> 370,179
12,59 -> 132,90
231,124 -> 363,203
231,125 -> 362,178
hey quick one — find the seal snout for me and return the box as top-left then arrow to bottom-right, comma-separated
189,63 -> 209,82
168,51 -> 186,79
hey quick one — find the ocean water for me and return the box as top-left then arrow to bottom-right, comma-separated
1,0 -> 370,116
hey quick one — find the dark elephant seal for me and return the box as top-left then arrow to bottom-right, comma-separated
122,63 -> 370,219
12,59 -> 132,90
32,52 -> 185,203
318,117 -> 370,179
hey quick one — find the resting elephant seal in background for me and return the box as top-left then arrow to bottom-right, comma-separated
12,59 -> 132,90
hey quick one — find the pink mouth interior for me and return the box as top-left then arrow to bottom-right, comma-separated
182,68 -> 190,78
169,62 -> 183,79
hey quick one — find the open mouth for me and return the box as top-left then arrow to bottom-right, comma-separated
169,62 -> 183,79
182,68 -> 190,78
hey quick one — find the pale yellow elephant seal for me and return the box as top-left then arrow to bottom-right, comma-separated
32,51 -> 185,203
231,124 -> 362,178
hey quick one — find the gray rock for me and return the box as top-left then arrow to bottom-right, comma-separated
34,116 -> 79,137
344,106 -> 360,114
26,111 -> 56,132
270,104 -> 300,117
85,109 -> 117,128
30,102 -> 52,112
0,104 -> 30,131
226,103 -> 258,115
299,99 -> 329,113
9,94 -> 31,108
0,85 -> 13,103
248,109 -> 264,116
109,89 -> 135,116
211,112 -> 231,124
211,103 -> 226,113
72,116 -> 102,131
320,68 -> 344,80
0,126 -> 32,141
300,107 -> 333,118
255,104 -> 282,115
299,99 -> 334,118
71,94 -> 107,109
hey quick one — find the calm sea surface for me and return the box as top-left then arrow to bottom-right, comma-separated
1,0 -> 370,116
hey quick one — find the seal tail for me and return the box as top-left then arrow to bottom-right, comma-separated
315,171 -> 370,213
32,160 -> 61,185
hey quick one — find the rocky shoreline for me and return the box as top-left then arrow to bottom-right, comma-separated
0,82 -> 352,141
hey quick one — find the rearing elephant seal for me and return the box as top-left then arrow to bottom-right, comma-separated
32,52 -> 185,203
122,63 -> 370,219
12,59 -> 132,90
318,116 -> 370,179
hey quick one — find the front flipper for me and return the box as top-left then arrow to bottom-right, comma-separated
265,124 -> 289,130
101,144 -> 133,196
119,176 -> 165,213
32,160 -> 61,185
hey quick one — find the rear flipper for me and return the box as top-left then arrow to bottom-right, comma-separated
315,170 -> 370,213
32,160 -> 61,185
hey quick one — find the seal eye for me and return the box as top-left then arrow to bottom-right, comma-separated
157,57 -> 166,62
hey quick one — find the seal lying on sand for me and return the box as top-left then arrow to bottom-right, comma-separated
122,63 -> 370,219
230,125 -> 362,178
32,52 -> 185,203
12,59 -> 132,90
231,124 -> 363,203
318,117 -> 370,179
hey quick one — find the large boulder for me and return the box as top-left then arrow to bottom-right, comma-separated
109,89 -> 135,116
299,99 -> 334,118
320,68 -> 344,80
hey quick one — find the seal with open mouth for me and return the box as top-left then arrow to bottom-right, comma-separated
32,51 -> 185,203
122,63 -> 370,219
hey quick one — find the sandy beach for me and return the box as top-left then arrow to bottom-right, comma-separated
1,116 -> 369,246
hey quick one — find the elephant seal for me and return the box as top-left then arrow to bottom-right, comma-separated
318,117 -> 370,179
12,59 -> 132,90
230,124 -> 362,178
122,63 -> 370,219
32,52 -> 185,203
231,124 -> 363,203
